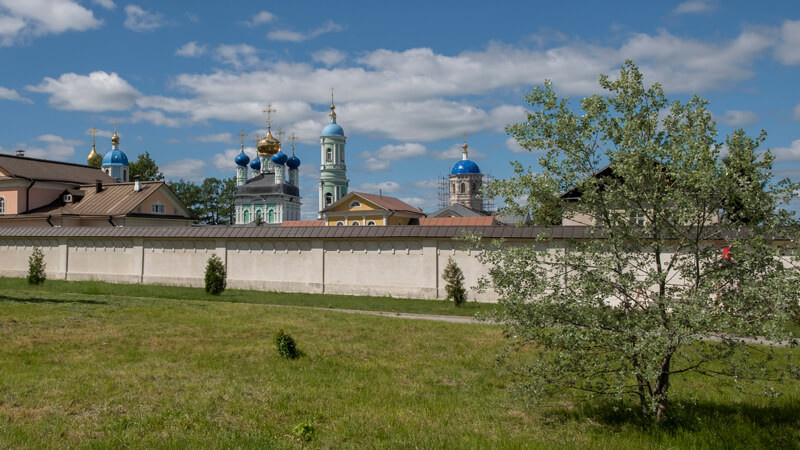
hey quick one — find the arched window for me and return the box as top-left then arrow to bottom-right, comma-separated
460,182 -> 466,193
0,196 -> 5,215
472,182 -> 476,192
326,148 -> 332,162
243,210 -> 250,223
341,147 -> 345,163
367,221 -> 375,226
349,201 -> 361,208
336,221 -> 344,226
268,209 -> 274,223
325,192 -> 333,206
351,221 -> 360,226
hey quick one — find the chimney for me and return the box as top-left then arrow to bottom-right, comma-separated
95,180 -> 102,193
133,176 -> 141,192
15,149 -> 24,157
379,189 -> 382,197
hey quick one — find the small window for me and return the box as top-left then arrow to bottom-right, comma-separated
460,182 -> 466,193
325,193 -> 333,206
367,221 -> 375,226
151,201 -> 165,215
0,196 -> 4,215
351,221 -> 360,226
632,211 -> 647,226
349,201 -> 361,208
336,221 -> 344,226
326,148 -> 332,162
472,182 -> 476,192
243,210 -> 250,223
341,148 -> 345,163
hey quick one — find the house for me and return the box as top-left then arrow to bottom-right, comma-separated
319,191 -> 425,226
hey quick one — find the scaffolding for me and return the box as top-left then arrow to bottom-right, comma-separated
437,174 -> 495,213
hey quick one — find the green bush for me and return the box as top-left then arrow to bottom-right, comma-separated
204,254 -> 226,295
292,421 -> 315,442
27,247 -> 46,285
442,257 -> 466,306
274,329 -> 299,359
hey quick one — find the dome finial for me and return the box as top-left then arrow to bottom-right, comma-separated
329,87 -> 337,123
290,132 -> 297,155
87,126 -> 102,167
262,104 -> 275,132
111,120 -> 120,147
239,128 -> 247,151
462,134 -> 469,160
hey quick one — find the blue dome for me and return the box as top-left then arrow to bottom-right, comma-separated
272,151 -> 288,165
451,160 -> 481,175
322,123 -> 344,136
286,155 -> 301,169
235,151 -> 250,167
101,149 -> 128,166
249,157 -> 261,171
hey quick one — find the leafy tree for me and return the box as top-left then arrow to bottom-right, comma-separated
168,180 -> 203,222
481,61 -> 799,421
442,257 -> 467,306
129,151 -> 164,181
27,247 -> 46,285
204,254 -> 226,295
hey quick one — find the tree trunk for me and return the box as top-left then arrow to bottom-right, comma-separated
652,354 -> 672,421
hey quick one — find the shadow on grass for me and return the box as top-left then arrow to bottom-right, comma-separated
0,294 -> 107,305
546,399 -> 800,447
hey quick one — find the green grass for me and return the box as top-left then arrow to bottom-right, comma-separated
0,282 -> 798,448
0,276 -> 494,317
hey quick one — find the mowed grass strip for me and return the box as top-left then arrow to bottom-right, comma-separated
0,287 -> 797,448
0,277 -> 494,317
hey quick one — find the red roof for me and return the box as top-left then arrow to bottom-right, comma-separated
352,192 -> 423,214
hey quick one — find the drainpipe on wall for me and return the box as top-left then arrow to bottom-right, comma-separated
24,179 -> 35,213
108,216 -> 115,227
46,215 -> 54,227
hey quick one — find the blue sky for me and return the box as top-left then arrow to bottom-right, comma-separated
1,0 -> 799,219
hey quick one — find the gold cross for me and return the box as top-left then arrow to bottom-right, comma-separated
262,104 -> 275,129
330,87 -> 334,105
89,126 -> 98,146
276,128 -> 285,142
289,132 -> 297,154
238,128 -> 247,150
113,120 -> 118,134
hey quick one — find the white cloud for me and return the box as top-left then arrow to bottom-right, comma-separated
718,109 -> 759,127
775,20 -> 800,65
312,48 -> 346,66
185,12 -> 199,23
124,4 -> 165,32
268,20 -> 343,42
354,181 -> 402,193
92,0 -> 114,9
214,44 -> 260,70
212,147 -> 256,171
130,110 -> 181,127
358,143 -> 425,172
175,41 -> 206,57
772,140 -> 800,162
246,10 -> 275,27
399,197 -> 427,209
411,179 -> 439,189
673,0 -> 716,14
505,137 -> 526,153
161,158 -> 207,181
27,71 -> 140,111
432,143 -> 486,161
22,134 -> 82,160
0,0 -> 101,45
0,86 -> 31,103
194,132 -> 234,144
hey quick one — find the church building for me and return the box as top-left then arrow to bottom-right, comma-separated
233,107 -> 302,225
318,94 -> 349,217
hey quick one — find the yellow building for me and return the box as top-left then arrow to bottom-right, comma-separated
320,192 -> 425,226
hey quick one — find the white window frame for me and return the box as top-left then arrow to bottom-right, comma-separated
349,201 -> 361,208
351,221 -> 360,226
0,196 -> 5,215
151,201 -> 165,215
367,220 -> 375,226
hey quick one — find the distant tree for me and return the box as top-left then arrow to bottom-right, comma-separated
480,61 -> 800,422
442,257 -> 467,306
168,177 -> 237,225
204,254 -> 226,295
168,180 -> 203,222
27,247 -> 46,285
129,152 -> 164,181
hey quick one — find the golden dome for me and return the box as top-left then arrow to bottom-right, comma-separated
87,147 -> 102,167
257,129 -> 280,155
111,131 -> 120,146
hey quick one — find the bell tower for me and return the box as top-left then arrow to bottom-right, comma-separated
318,89 -> 348,217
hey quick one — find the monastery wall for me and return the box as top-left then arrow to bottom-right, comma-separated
0,228 -> 499,302
1,227 -> 793,303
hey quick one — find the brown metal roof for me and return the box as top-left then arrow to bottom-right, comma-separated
0,153 -> 115,184
419,216 -> 496,226
0,224 -> 582,240
281,220 -> 324,227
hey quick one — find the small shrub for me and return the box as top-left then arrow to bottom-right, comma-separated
27,247 -> 46,285
274,329 -> 299,359
442,257 -> 466,306
292,421 -> 315,442
204,254 -> 226,295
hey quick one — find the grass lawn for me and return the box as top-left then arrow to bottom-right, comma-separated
0,281 -> 798,448
0,277 -> 494,317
